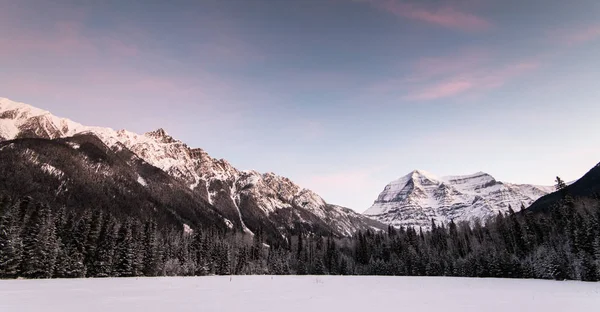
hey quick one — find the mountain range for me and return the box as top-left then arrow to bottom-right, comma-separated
0,97 -> 558,235
0,97 -> 384,242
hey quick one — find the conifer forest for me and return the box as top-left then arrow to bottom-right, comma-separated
2,187 -> 599,281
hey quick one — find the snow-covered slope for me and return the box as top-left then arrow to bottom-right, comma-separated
364,170 -> 553,230
0,97 -> 382,237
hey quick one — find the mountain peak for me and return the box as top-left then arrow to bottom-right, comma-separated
146,128 -> 169,137
145,128 -> 178,143
405,169 -> 439,184
411,169 -> 436,177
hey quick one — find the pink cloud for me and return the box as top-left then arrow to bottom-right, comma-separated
369,48 -> 543,101
367,49 -> 486,94
366,0 -> 491,32
479,61 -> 540,88
406,80 -> 473,100
403,60 -> 540,100
553,23 -> 600,45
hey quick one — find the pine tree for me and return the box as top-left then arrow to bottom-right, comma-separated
142,221 -> 160,276
84,210 -> 103,276
296,232 -> 303,260
64,239 -> 86,278
0,200 -> 22,278
60,215 -> 87,278
43,210 -> 58,278
216,243 -> 230,275
131,220 -> 145,276
114,220 -> 135,277
325,236 -> 339,274
555,176 -> 567,192
191,231 -> 208,276
17,196 -> 32,224
93,217 -> 117,277
235,246 -> 248,274
580,252 -> 598,281
53,239 -> 69,278
21,203 -> 55,278
73,212 -> 91,263
338,257 -> 349,275
20,204 -> 41,278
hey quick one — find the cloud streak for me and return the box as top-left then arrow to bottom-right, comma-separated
552,23 -> 600,45
406,80 -> 473,100
404,60 -> 540,100
367,48 -> 542,101
363,0 -> 491,32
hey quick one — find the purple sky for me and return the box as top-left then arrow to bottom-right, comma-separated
1,0 -> 599,211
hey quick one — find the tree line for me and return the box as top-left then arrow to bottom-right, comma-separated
1,180 -> 599,281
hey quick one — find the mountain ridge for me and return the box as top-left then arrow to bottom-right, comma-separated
0,97 -> 385,240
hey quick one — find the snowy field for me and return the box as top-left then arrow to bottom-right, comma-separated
1,276 -> 599,312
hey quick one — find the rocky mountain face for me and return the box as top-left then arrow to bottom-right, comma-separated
0,97 -> 384,240
0,134 -> 227,231
364,170 -> 553,230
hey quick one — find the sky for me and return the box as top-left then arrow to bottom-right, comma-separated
1,0 -> 599,212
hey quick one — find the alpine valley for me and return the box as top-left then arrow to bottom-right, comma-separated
2,96 -> 600,282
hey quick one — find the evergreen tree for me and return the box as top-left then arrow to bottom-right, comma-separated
0,200 -> 22,278
555,176 -> 567,192
21,203 -> 56,278
142,221 -> 160,276
325,236 -> 339,274
59,214 -> 87,278
53,239 -> 69,278
84,210 -> 103,276
114,220 -> 135,277
131,220 -> 145,276
213,242 -> 230,275
296,232 -> 303,260
93,217 -> 117,277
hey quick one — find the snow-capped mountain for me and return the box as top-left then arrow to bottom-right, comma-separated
0,97 -> 384,238
364,169 -> 554,230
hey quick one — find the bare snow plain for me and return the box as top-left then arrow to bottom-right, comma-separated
1,276 -> 599,312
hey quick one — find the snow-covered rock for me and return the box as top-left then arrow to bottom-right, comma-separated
364,170 -> 553,230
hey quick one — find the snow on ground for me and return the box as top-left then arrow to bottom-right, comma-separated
0,276 -> 598,312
